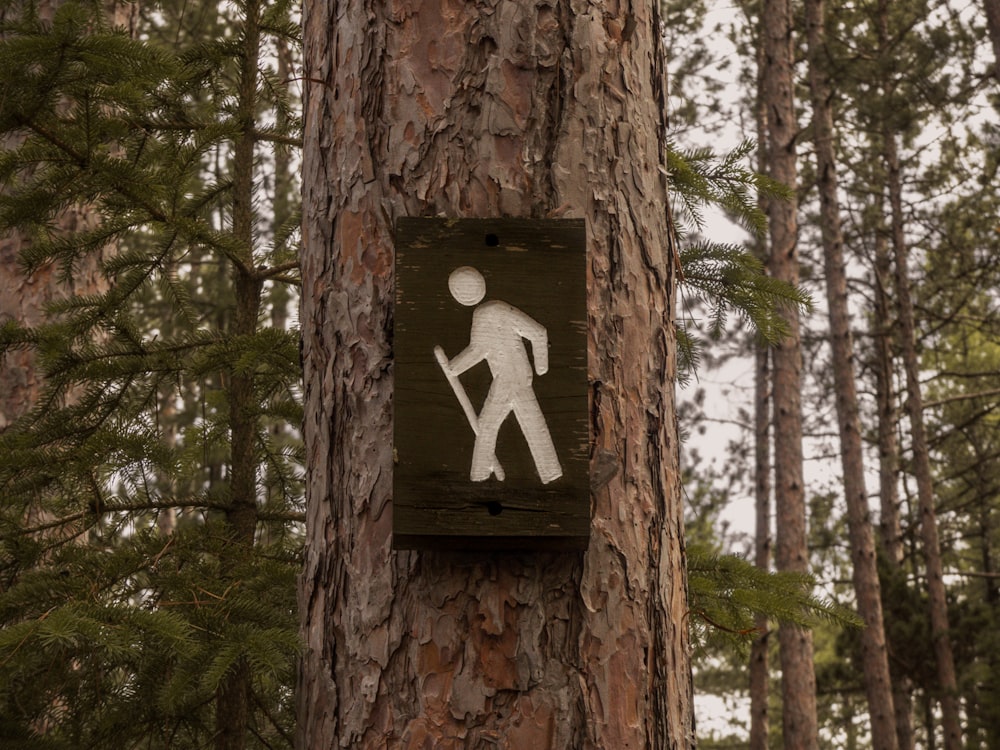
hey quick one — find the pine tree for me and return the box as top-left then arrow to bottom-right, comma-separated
804,0 -> 898,746
0,2 -> 302,747
296,0 -> 697,745
872,1 -> 963,744
761,0 -> 819,745
827,0 -> 992,742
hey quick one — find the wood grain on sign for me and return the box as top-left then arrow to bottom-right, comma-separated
394,217 -> 589,550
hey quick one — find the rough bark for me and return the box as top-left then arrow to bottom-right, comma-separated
761,0 -> 818,747
804,2 -> 898,748
297,0 -> 692,748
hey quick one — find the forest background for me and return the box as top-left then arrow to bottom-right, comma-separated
0,0 -> 998,748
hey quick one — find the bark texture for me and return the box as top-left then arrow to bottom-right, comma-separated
804,3 -> 897,748
761,0 -> 818,746
297,0 -> 692,748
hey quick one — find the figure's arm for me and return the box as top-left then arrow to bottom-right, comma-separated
439,342 -> 483,375
512,309 -> 549,375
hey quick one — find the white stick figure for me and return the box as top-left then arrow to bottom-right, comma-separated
434,266 -> 563,484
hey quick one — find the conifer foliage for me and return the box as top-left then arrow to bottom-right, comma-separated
669,138 -> 810,379
0,1 -> 302,747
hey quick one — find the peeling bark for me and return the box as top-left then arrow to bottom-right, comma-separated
297,0 -> 692,747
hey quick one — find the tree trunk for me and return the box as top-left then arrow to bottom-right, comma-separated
804,2 -> 898,748
883,127 -> 963,750
872,228 -> 917,750
984,0 -> 1000,83
748,27 -> 771,749
215,3 -> 264,749
875,4 -> 961,745
749,343 -> 771,750
761,0 -> 818,746
872,230 -> 905,568
297,0 -> 693,748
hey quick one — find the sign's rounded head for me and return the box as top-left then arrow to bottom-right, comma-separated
449,266 -> 486,306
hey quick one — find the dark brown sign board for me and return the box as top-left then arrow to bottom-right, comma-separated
393,217 -> 590,550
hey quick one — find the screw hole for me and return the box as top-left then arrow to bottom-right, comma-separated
484,233 -> 500,247
486,501 -> 503,516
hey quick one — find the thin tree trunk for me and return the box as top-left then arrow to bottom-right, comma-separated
749,344 -> 771,750
297,0 -> 693,747
804,2 -> 898,748
748,27 -> 771,749
984,0 -> 1000,83
876,3 -> 961,741
872,227 -> 917,750
216,3 -> 263,748
883,126 -> 962,750
762,0 -> 818,746
872,231 -> 905,567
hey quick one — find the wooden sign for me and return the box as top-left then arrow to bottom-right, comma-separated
393,218 -> 589,550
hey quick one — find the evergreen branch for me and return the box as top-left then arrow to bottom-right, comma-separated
924,387 -> 1000,408
255,260 -> 300,280
0,4 -> 304,744
250,687 -> 296,746
266,274 -> 301,287
252,129 -> 301,148
10,116 -> 253,276
686,545 -> 862,654
689,607 -> 765,637
10,503 -> 305,537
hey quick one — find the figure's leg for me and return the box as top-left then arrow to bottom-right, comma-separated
512,389 -> 562,483
471,393 -> 510,481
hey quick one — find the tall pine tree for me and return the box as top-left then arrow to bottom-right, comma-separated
0,2 -> 302,747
